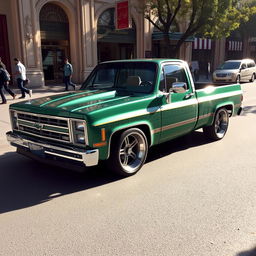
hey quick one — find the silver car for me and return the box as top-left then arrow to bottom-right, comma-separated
213,59 -> 256,83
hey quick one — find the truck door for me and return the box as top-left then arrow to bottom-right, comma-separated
159,63 -> 198,143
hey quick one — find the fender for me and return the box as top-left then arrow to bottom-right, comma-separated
106,121 -> 154,159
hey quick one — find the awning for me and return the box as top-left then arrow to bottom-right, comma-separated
193,38 -> 212,50
152,32 -> 194,42
227,40 -> 243,51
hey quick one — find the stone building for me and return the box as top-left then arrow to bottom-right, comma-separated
0,0 -> 249,88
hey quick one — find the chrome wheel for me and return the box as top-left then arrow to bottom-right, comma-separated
118,131 -> 147,174
203,108 -> 229,141
214,109 -> 229,138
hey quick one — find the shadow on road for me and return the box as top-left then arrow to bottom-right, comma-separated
236,246 -> 256,256
240,105 -> 256,116
0,130 -> 211,214
147,130 -> 212,163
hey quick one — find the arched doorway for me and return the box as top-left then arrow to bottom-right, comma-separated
97,8 -> 136,63
39,3 -> 70,83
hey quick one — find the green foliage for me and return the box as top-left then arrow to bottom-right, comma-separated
142,0 -> 256,56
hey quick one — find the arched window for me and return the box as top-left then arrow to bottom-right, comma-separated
97,8 -> 137,62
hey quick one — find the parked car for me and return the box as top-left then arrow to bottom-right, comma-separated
7,59 -> 243,176
213,59 -> 256,83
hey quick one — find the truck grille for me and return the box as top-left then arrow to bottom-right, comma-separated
16,112 -> 71,143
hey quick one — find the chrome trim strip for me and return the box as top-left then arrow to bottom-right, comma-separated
161,117 -> 197,132
44,151 -> 84,162
17,118 -> 69,130
16,111 -> 69,121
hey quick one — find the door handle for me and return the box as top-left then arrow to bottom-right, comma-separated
184,93 -> 194,99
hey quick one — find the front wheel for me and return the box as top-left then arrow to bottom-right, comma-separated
250,74 -> 255,83
108,128 -> 148,176
203,108 -> 229,141
236,75 -> 241,83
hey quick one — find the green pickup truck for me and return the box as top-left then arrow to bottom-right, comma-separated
6,59 -> 243,176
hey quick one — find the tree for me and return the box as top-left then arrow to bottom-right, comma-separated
141,0 -> 254,57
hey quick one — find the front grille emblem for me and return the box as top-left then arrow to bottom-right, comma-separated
33,122 -> 44,130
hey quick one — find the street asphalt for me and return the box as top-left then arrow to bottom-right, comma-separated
0,83 -> 255,256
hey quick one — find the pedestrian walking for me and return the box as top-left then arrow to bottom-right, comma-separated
0,64 -> 16,104
63,58 -> 76,91
13,58 -> 32,99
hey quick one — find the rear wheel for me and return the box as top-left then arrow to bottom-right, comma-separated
203,108 -> 229,141
108,128 -> 148,176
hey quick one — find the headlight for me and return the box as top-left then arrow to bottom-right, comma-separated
71,119 -> 88,145
75,121 -> 85,131
76,134 -> 85,144
10,110 -> 18,130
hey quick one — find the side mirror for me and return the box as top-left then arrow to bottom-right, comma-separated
170,82 -> 187,94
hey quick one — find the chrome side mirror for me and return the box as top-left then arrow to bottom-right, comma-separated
170,82 -> 187,94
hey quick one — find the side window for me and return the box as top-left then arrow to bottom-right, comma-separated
248,62 -> 255,68
162,64 -> 188,92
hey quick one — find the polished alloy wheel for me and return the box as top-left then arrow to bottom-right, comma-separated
118,132 -> 147,174
214,109 -> 229,138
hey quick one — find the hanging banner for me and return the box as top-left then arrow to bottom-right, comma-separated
116,0 -> 130,30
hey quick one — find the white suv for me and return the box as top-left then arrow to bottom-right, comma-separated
213,59 -> 256,83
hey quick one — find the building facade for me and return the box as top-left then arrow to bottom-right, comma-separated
0,0 -> 252,88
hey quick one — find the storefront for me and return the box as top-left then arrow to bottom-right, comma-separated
225,40 -> 243,60
192,38 -> 215,77
97,8 -> 136,63
40,3 -> 70,84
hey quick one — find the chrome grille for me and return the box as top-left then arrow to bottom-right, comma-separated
16,112 -> 71,143
216,73 -> 227,77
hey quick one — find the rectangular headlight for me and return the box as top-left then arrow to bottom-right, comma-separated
71,119 -> 88,145
75,121 -> 85,131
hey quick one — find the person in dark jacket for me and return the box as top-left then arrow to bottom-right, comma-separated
0,64 -> 16,104
63,58 -> 76,91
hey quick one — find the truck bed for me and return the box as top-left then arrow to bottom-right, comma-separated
194,82 -> 233,90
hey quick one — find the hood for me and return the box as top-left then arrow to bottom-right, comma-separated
10,89 -> 151,117
214,69 -> 239,74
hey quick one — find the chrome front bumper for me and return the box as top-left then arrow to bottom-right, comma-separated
6,131 -> 99,167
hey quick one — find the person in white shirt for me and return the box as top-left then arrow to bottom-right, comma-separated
13,58 -> 32,99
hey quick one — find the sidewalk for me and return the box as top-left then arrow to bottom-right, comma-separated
0,84 -> 68,156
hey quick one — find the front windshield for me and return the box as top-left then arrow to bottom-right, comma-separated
217,62 -> 241,70
81,62 -> 157,93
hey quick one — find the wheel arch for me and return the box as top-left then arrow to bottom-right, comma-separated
107,123 -> 153,159
209,103 -> 234,125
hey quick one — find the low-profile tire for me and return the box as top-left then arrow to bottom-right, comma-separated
236,75 -> 241,83
107,128 -> 148,177
203,108 -> 229,141
250,73 -> 255,83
